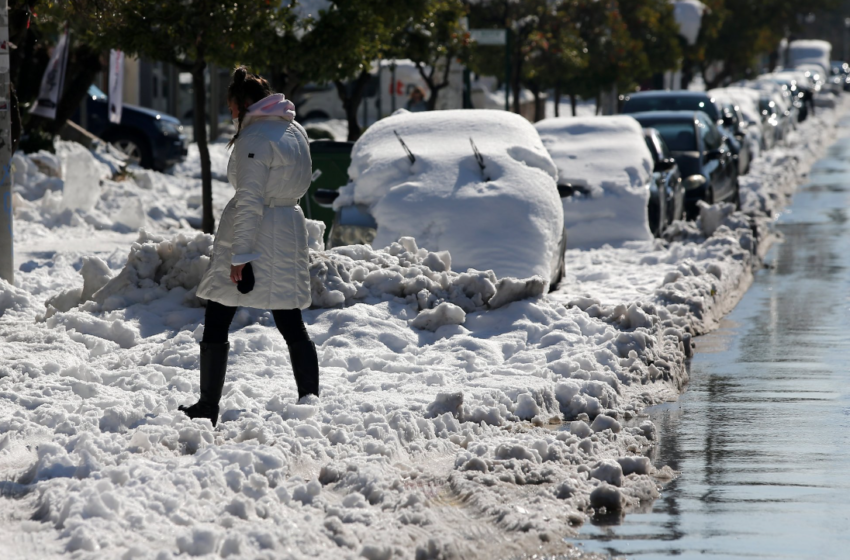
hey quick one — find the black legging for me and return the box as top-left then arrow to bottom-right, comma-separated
202,300 -> 310,345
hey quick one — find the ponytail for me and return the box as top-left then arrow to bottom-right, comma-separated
227,66 -> 274,148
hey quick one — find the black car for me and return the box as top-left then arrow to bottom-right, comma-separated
643,128 -> 684,234
629,111 -> 738,219
621,90 -> 750,177
717,101 -> 752,174
73,85 -> 187,170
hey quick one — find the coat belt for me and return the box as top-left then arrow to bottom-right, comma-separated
264,197 -> 298,208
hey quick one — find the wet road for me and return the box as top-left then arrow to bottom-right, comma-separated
572,122 -> 850,559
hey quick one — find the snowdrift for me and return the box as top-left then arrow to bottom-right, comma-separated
535,115 -> 654,249
337,109 -> 564,280
45,229 -> 548,333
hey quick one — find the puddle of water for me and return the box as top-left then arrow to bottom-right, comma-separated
569,125 -> 850,558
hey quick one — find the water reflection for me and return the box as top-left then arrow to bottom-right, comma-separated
571,126 -> 850,558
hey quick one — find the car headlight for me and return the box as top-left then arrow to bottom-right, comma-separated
329,224 -> 377,247
154,119 -> 182,137
683,174 -> 707,190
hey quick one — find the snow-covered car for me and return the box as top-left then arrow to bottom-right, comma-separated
318,109 -> 568,286
534,115 -> 655,248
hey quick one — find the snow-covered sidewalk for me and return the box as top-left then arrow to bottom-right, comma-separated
0,100 -> 844,559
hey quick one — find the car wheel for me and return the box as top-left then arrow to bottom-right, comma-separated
108,131 -> 153,169
734,180 -> 742,210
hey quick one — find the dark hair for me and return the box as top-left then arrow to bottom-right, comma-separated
227,66 -> 274,147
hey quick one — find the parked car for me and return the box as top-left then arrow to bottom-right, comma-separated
643,128 -> 684,233
621,90 -> 751,177
709,87 -> 767,153
315,109 -> 568,287
831,60 -> 850,91
73,85 -> 187,170
759,71 -> 813,121
629,111 -> 739,218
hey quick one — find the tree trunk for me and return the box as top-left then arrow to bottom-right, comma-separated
335,70 -> 370,142
570,93 -> 577,117
595,92 -> 601,115
420,56 -> 453,111
192,55 -> 215,235
512,56 -> 522,114
45,45 -> 103,135
530,83 -> 544,122
554,83 -> 560,118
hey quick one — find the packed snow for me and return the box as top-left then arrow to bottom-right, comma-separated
336,109 -> 564,281
535,115 -> 654,249
0,94 -> 845,559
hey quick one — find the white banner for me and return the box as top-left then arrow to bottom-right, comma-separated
108,49 -> 124,124
30,25 -> 70,120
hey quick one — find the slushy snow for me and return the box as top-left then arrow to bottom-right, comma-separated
0,96 -> 844,559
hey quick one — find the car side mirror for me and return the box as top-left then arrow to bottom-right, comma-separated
313,189 -> 340,207
557,183 -> 589,198
655,158 -> 676,172
557,184 -> 575,198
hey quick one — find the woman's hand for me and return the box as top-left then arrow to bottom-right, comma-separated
230,264 -> 246,283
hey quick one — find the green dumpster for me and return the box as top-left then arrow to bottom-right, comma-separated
303,141 -> 354,243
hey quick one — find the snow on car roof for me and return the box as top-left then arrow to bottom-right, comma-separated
535,115 -> 653,250
338,109 -> 563,280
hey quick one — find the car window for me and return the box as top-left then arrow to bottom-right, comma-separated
644,135 -> 660,162
641,121 -> 697,152
88,85 -> 107,101
656,134 -> 673,159
623,95 -> 720,121
698,115 -> 722,151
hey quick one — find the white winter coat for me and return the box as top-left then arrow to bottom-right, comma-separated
197,94 -> 312,310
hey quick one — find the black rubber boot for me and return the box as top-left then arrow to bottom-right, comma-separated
288,340 -> 320,400
178,342 -> 229,427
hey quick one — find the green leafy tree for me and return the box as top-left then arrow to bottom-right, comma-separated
618,0 -> 681,89
11,0 -> 107,152
299,0 -> 419,141
684,0 -> 840,89
393,0 -> 470,111
56,0 -> 287,234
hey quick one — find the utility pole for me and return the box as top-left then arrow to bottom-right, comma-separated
0,0 -> 12,284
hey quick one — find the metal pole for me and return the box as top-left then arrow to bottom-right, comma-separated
391,62 -> 397,113
505,27 -> 511,111
0,0 -> 12,284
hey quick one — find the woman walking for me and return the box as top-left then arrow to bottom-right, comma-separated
180,67 -> 319,427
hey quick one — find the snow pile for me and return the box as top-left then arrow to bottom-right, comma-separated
311,236 -> 546,317
552,96 -> 846,339
2,233 -> 690,558
49,228 -> 548,334
337,109 -> 564,280
169,141 -> 232,182
535,115 -> 653,249
11,140 -> 233,238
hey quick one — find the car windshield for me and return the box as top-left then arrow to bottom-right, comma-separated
88,85 -> 107,100
639,121 -> 697,152
624,95 -> 719,121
